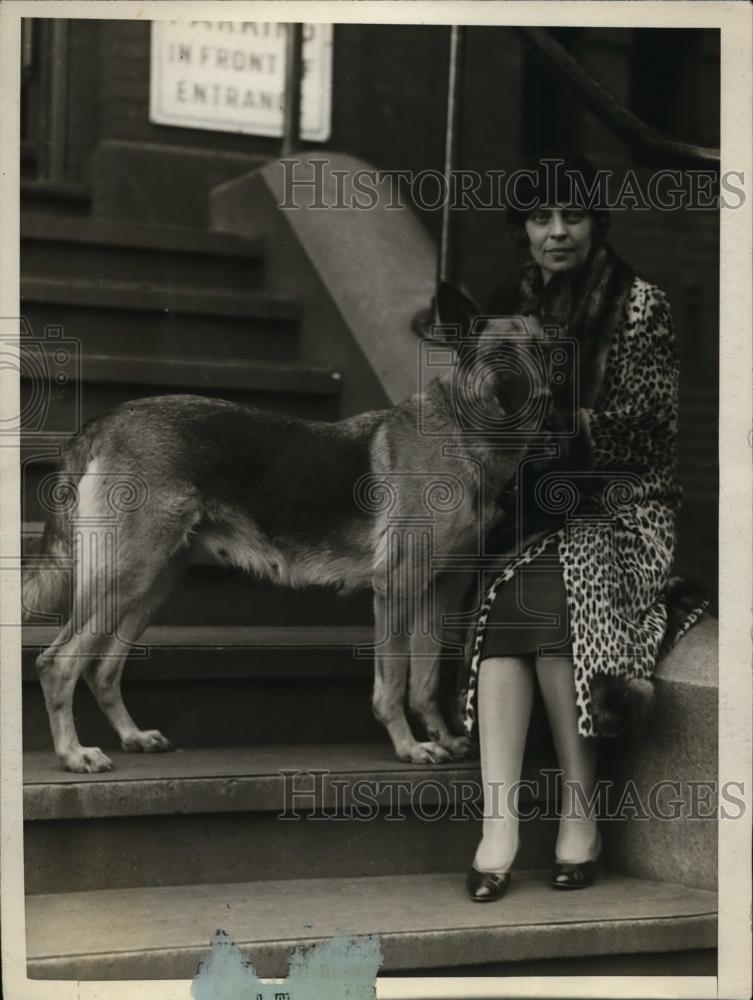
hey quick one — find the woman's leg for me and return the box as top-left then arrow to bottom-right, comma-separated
535,655 -> 600,862
474,654 -> 535,871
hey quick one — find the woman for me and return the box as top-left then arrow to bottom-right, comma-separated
462,154 -> 707,901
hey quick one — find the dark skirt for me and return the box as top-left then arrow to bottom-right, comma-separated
479,547 -> 573,658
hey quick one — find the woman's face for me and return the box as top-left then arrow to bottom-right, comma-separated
524,207 -> 593,283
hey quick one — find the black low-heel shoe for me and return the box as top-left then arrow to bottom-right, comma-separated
551,860 -> 598,890
466,866 -> 511,902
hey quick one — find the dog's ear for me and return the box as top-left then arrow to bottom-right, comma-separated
435,282 -> 485,340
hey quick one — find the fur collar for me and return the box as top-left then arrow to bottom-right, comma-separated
490,242 -> 635,408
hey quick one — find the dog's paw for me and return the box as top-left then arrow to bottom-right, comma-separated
121,730 -> 173,754
60,746 -> 113,773
443,734 -> 474,760
400,741 -> 453,765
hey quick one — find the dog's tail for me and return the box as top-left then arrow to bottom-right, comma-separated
22,421 -> 99,624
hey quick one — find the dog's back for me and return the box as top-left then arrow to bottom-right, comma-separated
100,395 -> 393,592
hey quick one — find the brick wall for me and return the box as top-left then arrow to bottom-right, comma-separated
92,21 -> 450,166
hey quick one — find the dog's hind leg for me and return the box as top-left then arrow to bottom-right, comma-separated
78,501 -> 198,762
35,504 -> 133,771
38,485 -> 199,772
408,578 -> 472,761
82,550 -> 189,754
82,617 -> 167,755
36,618 -> 120,773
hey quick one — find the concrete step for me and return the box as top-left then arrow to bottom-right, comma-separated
20,279 -> 301,360
20,617 -> 495,753
19,349 -> 337,401
25,870 -> 717,979
19,352 -> 340,428
21,214 -> 266,292
20,622 -> 544,754
26,743 -> 468,820
21,277 -> 298,321
21,624 -> 385,751
22,623 -> 374,660
23,745 -> 555,893
388,948 -> 716,977
20,178 -> 91,216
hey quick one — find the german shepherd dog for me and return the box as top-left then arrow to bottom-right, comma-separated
23,285 -> 553,772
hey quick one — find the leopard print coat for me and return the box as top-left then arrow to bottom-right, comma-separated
461,275 -> 699,739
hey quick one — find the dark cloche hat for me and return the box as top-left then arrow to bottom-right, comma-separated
506,151 -> 611,240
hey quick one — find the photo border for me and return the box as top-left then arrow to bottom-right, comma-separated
1,2 -> 750,998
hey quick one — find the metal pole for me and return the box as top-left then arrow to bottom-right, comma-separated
282,23 -> 304,157
437,25 -> 465,289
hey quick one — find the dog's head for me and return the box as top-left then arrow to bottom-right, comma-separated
434,282 -> 552,431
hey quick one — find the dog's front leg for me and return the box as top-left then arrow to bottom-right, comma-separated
408,579 -> 473,761
372,588 -> 452,764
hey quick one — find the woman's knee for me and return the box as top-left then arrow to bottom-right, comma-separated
478,654 -> 533,693
535,652 -> 575,681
